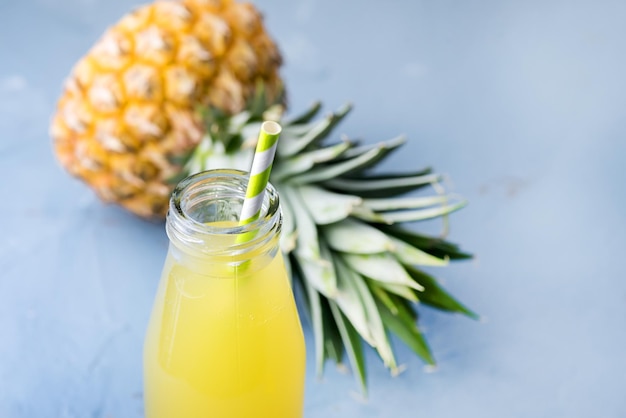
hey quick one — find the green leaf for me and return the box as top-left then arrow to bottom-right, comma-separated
284,101 -> 322,125
289,146 -> 386,185
332,257 -> 374,345
388,236 -> 449,267
368,280 -> 400,315
167,148 -> 195,166
303,274 -> 325,376
361,195 -> 454,211
373,281 -> 419,302
297,186 -> 362,225
361,200 -> 467,224
377,225 -> 473,260
321,299 -> 344,364
278,104 -> 352,157
340,252 -> 424,291
239,121 -> 263,148
276,184 -> 297,253
323,173 -> 442,198
272,140 -> 352,180
280,185 -> 321,259
321,218 -> 394,254
376,298 -> 435,365
392,293 -> 419,322
248,80 -> 268,117
282,185 -> 338,296
293,245 -> 338,298
329,135 -> 407,174
405,265 -> 478,319
227,110 -> 253,134
184,134 -> 213,174
335,258 -> 397,370
283,250 -> 293,285
345,167 -> 434,179
336,135 -> 406,162
329,300 -> 367,395
350,205 -> 389,224
165,170 -> 191,186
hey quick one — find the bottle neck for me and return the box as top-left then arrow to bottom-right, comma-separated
166,169 -> 282,266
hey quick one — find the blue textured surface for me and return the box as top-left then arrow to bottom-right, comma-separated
1,0 -> 626,417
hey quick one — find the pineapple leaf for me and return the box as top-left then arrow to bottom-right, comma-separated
248,80 -> 269,117
377,225 -> 473,260
333,256 -> 375,345
283,251 -> 293,285
302,273 -> 325,376
280,185 -> 321,259
335,257 -> 397,370
277,183 -> 297,253
227,110 -> 253,134
368,280 -> 400,315
334,135 -> 407,173
340,252 -> 424,291
361,195 -> 455,211
283,185 -> 339,296
289,146 -> 385,184
293,247 -> 338,298
321,298 -> 344,364
272,140 -> 353,180
388,235 -> 449,267
297,186 -> 362,225
323,173 -> 442,198
239,121 -> 264,148
329,300 -> 367,394
285,101 -> 323,125
321,218 -> 394,254
281,123 -> 316,137
202,107 -> 238,149
348,167 -> 434,178
350,205 -> 389,224
376,298 -> 436,365
336,135 -> 406,161
372,281 -> 419,302
405,265 -> 478,319
166,170 -> 192,186
278,104 -> 352,157
393,293 -> 418,322
365,200 -> 467,224
168,148 -> 195,166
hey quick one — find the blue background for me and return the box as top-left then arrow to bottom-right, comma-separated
1,0 -> 626,416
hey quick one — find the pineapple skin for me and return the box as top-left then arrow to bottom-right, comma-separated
50,0 -> 283,218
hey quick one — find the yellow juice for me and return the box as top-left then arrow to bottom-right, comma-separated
144,234 -> 306,417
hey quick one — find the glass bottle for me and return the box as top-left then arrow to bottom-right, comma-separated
144,169 -> 305,418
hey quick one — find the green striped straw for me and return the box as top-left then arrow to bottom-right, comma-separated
238,121 -> 282,238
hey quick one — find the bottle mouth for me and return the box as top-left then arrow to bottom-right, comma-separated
166,169 -> 281,257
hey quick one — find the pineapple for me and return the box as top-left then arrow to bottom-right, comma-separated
51,0 -> 283,218
51,0 -> 476,391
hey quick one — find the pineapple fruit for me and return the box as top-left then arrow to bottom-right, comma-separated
51,0 -> 283,217
51,0 -> 476,391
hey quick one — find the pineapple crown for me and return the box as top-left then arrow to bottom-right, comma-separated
180,83 -> 477,393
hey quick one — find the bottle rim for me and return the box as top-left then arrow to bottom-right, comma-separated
166,169 -> 281,257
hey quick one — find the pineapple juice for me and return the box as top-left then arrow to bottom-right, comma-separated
143,170 -> 305,418
144,243 -> 305,418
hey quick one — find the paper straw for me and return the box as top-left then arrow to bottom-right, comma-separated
239,121 -> 282,229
